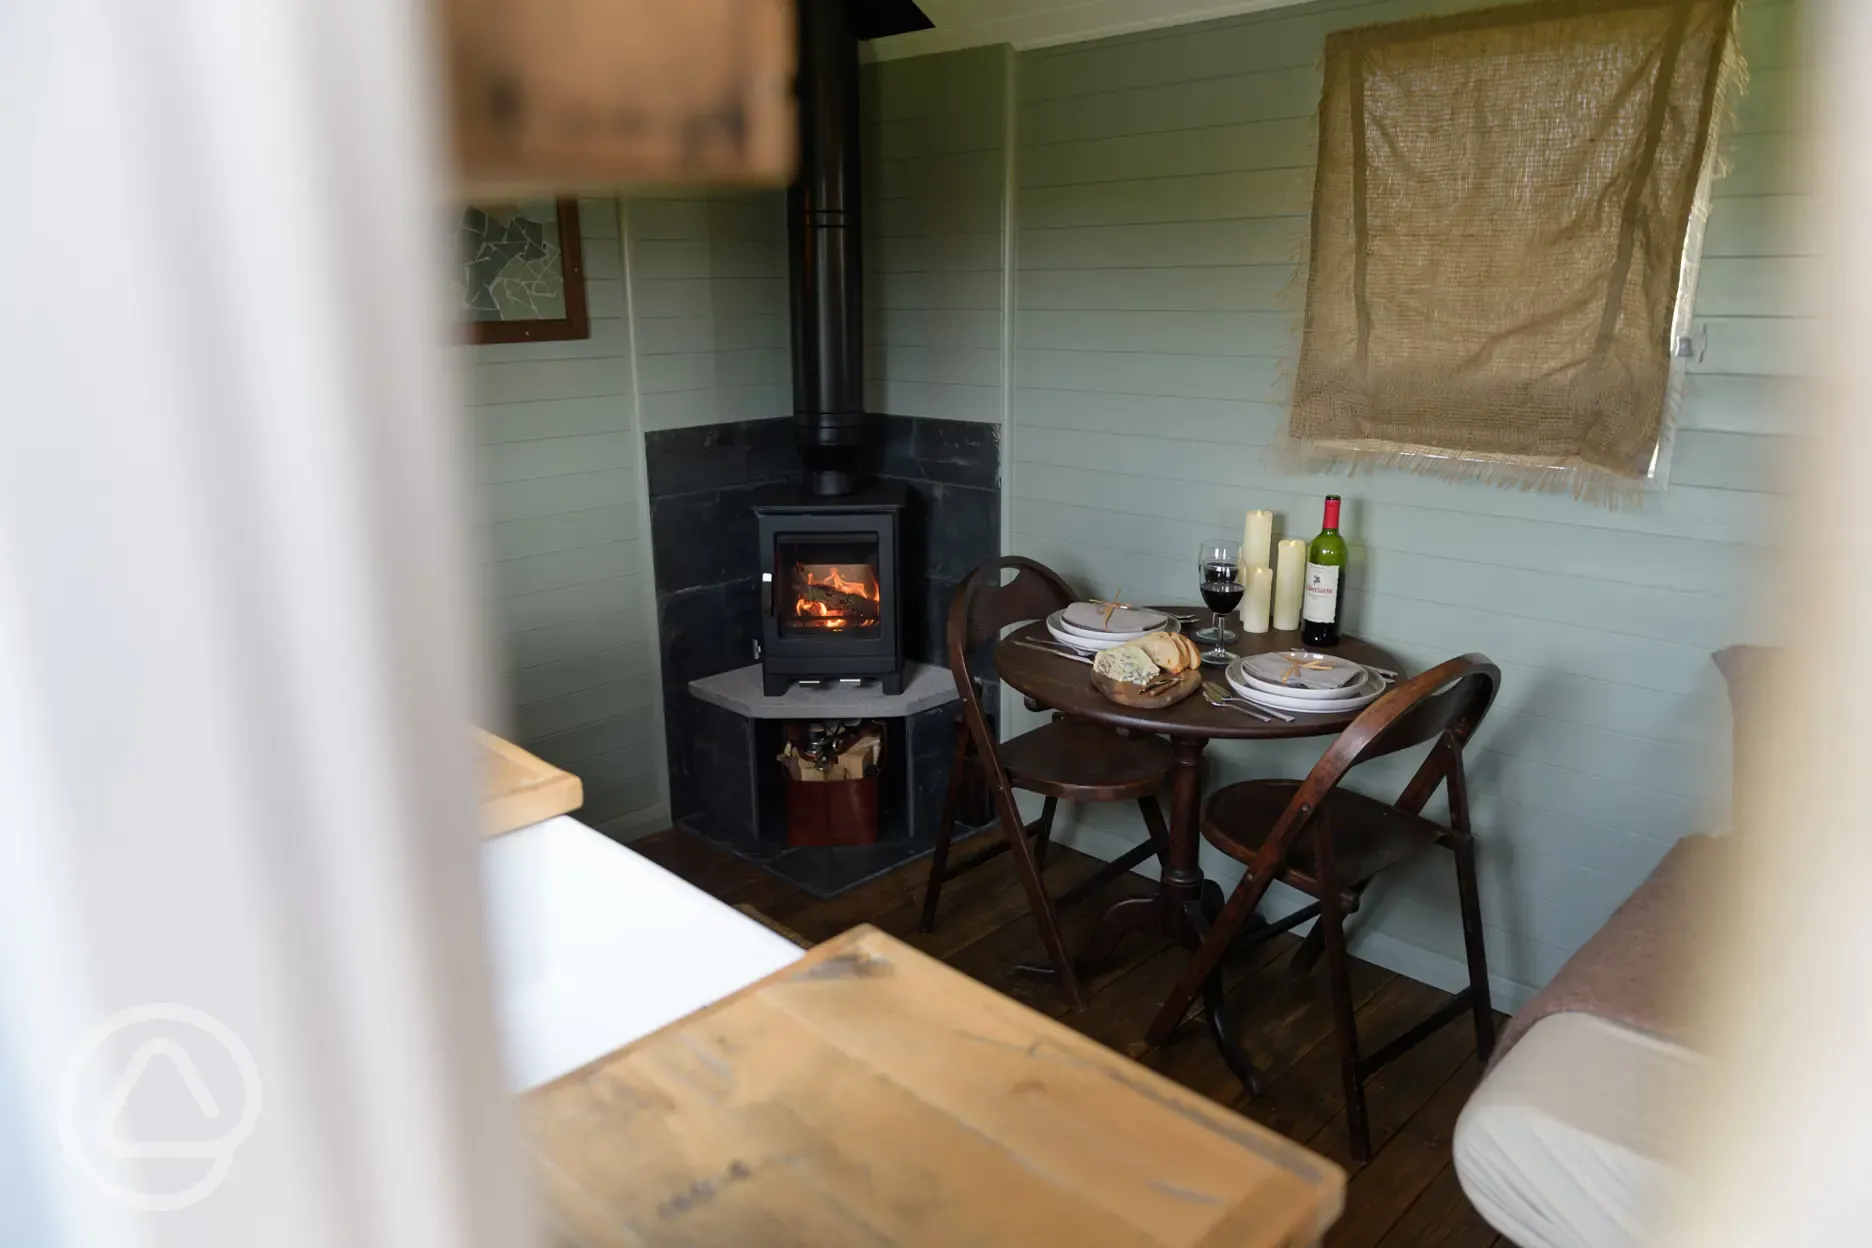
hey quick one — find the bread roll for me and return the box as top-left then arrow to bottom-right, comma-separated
1135,630 -> 1201,675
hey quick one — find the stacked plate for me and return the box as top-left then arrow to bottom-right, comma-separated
1045,602 -> 1176,653
1224,650 -> 1390,715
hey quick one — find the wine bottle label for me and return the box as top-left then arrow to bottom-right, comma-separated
1302,563 -> 1340,623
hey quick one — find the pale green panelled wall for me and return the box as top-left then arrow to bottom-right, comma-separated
862,44 -> 1012,424
457,188 -> 815,838
835,0 -> 1821,1006
990,0 -> 1807,1007
461,198 -> 666,838
625,191 -> 791,432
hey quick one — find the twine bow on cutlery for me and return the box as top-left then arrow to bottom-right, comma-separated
1280,657 -> 1336,687
1091,588 -> 1128,629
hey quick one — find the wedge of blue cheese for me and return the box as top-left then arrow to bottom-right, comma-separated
1092,643 -> 1159,685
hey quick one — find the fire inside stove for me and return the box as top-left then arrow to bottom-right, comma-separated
792,562 -> 881,632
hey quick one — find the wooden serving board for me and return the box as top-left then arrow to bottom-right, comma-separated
1092,665 -> 1202,709
479,729 -> 582,837
522,925 -> 1344,1247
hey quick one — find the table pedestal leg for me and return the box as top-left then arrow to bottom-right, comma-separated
1080,735 -> 1211,974
1078,737 -> 1268,1091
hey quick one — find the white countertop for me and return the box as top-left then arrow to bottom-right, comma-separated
480,816 -> 803,1091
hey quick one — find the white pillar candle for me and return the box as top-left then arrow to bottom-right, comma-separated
1273,538 -> 1307,631
1241,509 -> 1273,574
1240,565 -> 1273,634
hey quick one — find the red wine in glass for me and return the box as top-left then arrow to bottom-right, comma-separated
1199,576 -> 1243,665
1200,579 -> 1245,615
1195,540 -> 1240,645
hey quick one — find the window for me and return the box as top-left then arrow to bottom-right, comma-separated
1287,0 -> 1742,504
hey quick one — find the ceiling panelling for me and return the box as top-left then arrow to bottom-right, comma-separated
861,0 -> 1311,60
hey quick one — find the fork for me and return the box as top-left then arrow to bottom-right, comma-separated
1201,682 -> 1290,723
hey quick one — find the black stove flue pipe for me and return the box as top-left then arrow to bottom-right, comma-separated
789,0 -> 873,497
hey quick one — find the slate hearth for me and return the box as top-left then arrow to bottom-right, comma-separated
644,413 -> 1000,896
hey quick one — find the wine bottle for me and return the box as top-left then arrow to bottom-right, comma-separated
1301,495 -> 1346,647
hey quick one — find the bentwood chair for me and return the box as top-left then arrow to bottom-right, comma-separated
1145,654 -> 1501,1161
918,557 -> 1173,1010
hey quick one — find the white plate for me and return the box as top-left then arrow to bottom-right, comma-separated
1052,615 -> 1156,642
1225,659 -> 1386,715
1045,616 -> 1160,652
1235,663 -> 1376,701
1045,619 -> 1118,652
1236,649 -> 1369,696
1046,610 -> 1178,650
1059,601 -> 1169,635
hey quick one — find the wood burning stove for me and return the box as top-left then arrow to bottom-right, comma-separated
755,483 -> 905,696
751,2 -> 913,698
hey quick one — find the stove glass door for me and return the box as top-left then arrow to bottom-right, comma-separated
775,534 -> 882,638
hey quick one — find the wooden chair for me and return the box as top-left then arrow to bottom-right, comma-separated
1143,654 -> 1501,1161
918,557 -> 1174,1010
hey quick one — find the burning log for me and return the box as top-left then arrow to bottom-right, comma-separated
797,580 -> 875,617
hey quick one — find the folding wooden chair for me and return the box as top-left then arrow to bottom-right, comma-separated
1144,654 -> 1501,1159
918,557 -> 1173,1010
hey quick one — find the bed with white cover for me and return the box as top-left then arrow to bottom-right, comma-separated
1455,1010 -> 1701,1248
1453,834 -> 1723,1248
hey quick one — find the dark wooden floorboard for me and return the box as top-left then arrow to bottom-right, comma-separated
1325,1061 -> 1486,1248
1373,1164 -> 1502,1248
631,829 -> 1505,1248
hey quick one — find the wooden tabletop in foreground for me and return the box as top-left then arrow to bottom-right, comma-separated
523,925 -> 1344,1247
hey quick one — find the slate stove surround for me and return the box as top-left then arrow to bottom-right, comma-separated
754,482 -> 906,696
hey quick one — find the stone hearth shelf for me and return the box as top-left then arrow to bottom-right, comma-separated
678,662 -> 983,898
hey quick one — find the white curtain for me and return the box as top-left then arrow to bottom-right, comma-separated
0,1 -> 532,1245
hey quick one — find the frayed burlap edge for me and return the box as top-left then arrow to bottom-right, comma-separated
1276,437 -> 1654,509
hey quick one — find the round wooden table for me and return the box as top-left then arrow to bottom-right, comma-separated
995,612 -> 1405,971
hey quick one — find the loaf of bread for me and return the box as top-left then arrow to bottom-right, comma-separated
1092,643 -> 1159,685
1135,630 -> 1201,675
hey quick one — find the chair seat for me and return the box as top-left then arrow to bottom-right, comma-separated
1201,780 -> 1444,907
999,718 -> 1173,800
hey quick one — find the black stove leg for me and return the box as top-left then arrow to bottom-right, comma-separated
763,673 -> 790,697
879,669 -> 904,696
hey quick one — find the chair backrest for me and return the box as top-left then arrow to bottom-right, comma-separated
948,555 -> 1076,665
1245,654 -> 1501,883
943,556 -> 1078,795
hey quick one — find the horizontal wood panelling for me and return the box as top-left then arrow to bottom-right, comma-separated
1024,173 -> 1311,229
1006,0 -> 1804,1004
1680,372 -> 1812,434
506,642 -> 658,710
1015,423 -> 1790,546
861,116 -> 1003,164
1019,265 -> 1295,310
864,45 -> 1009,425
462,197 -> 664,833
1011,464 -> 1764,600
502,607 -> 647,674
488,537 -> 645,601
485,504 -> 641,562
1019,0 -> 1446,102
625,191 -> 790,433
476,430 -> 639,484
867,378 -> 1003,423
637,383 -> 787,430
497,573 -> 649,637
633,313 -> 789,356
481,467 -> 641,525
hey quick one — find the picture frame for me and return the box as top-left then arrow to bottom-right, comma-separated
459,197 -> 589,345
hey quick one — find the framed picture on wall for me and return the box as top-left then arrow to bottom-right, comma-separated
457,197 -> 589,344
